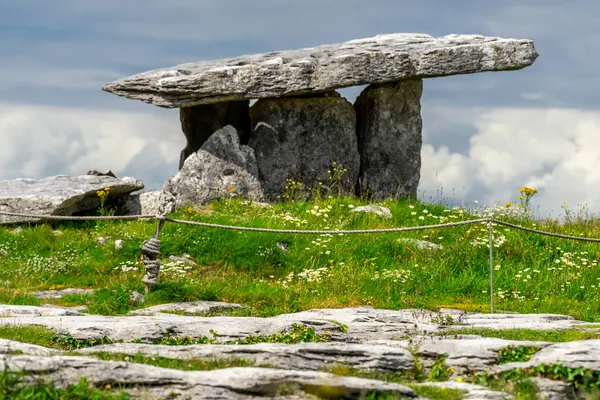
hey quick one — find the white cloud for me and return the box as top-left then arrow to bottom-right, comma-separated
0,104 -> 182,188
420,106 -> 600,217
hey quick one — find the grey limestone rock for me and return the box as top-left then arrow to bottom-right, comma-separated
529,377 -> 575,400
160,125 -> 264,213
249,93 -> 359,200
77,341 -> 415,373
0,175 -> 144,224
397,238 -> 443,250
409,337 -> 550,373
128,300 -> 247,317
0,354 -> 418,399
103,33 -> 538,108
350,205 -> 393,219
355,80 -> 423,199
492,340 -> 600,373
0,305 -> 591,345
29,288 -> 95,300
0,339 -> 59,357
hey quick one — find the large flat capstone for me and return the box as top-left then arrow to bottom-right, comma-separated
103,33 -> 538,108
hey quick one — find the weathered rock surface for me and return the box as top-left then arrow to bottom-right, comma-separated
0,339 -> 59,356
249,93 -> 359,200
417,381 -> 512,400
529,377 -> 575,400
179,101 -> 251,169
78,342 -> 415,373
0,175 -> 144,224
139,190 -> 163,215
400,337 -> 550,373
0,355 -> 418,399
30,288 -> 95,300
350,205 -> 393,219
0,306 -> 590,344
397,238 -> 443,250
122,190 -> 163,216
128,300 -> 247,317
160,125 -> 264,213
0,304 -> 86,317
103,33 -> 538,108
492,340 -> 600,373
355,80 -> 422,199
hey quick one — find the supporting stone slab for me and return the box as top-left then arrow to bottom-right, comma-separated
249,92 -> 360,200
355,79 -> 423,199
179,100 -> 251,169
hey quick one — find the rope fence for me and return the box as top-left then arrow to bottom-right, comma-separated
1,209 -> 599,313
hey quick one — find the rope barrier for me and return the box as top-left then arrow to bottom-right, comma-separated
163,217 -> 490,235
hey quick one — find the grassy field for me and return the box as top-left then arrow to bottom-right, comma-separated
0,185 -> 599,321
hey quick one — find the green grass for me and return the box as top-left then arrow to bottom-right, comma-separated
0,325 -> 60,349
496,346 -> 541,364
439,328 -> 600,342
1,188 -> 600,320
408,385 -> 466,400
0,373 -> 128,399
89,352 -> 256,371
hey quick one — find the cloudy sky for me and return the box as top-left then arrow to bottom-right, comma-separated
1,1 -> 599,218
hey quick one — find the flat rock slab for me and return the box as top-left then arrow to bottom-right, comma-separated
0,306 -> 591,344
103,33 -> 538,108
0,339 -> 59,356
77,341 -> 415,373
492,340 -> 600,373
30,288 -> 95,300
0,355 -> 418,399
0,175 -> 144,224
396,337 -> 549,372
417,381 -> 513,400
128,300 -> 248,317
0,304 -> 86,317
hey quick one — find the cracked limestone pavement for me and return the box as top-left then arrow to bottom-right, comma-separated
0,302 -> 599,399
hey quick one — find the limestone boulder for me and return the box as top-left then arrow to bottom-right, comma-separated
103,33 -> 538,108
160,125 -> 264,213
355,80 -> 423,199
0,175 -> 144,224
249,92 -> 360,200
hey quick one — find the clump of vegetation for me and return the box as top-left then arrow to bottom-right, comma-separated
496,345 -> 540,364
428,355 -> 453,381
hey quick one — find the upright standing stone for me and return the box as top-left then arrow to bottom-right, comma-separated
249,92 -> 360,200
179,101 -> 251,169
355,79 -> 423,199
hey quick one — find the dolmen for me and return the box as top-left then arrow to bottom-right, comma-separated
103,33 -> 538,204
